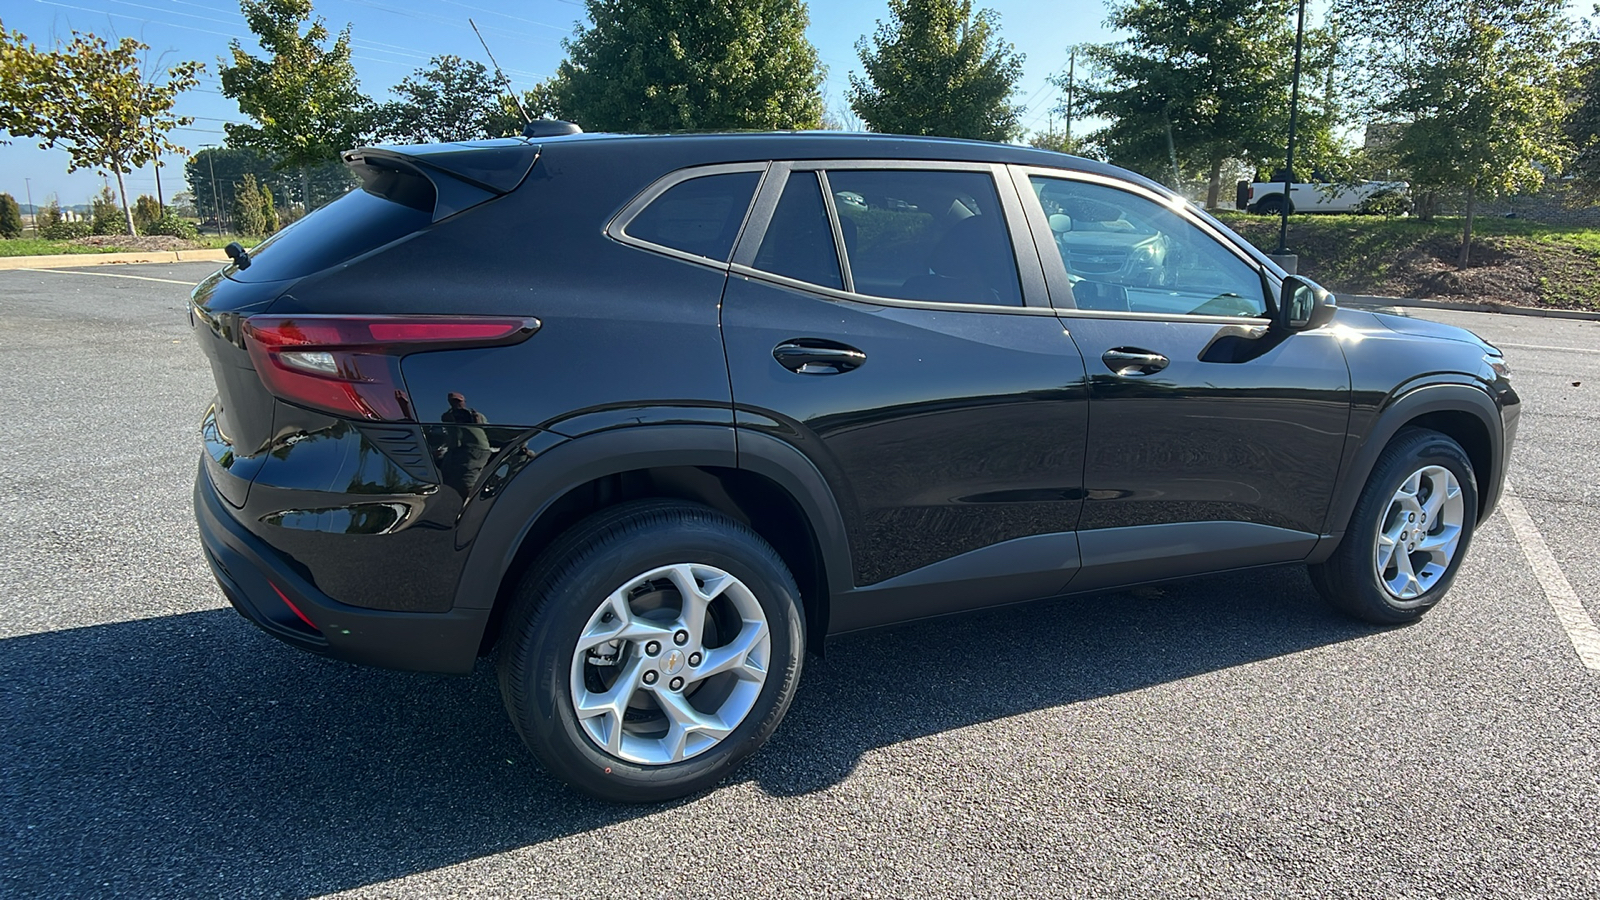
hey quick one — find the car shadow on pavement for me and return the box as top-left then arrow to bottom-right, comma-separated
1,565 -> 1377,898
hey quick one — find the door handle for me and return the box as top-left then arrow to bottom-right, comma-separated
1102,348 -> 1169,376
773,341 -> 866,375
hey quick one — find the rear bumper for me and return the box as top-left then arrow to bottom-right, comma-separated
194,463 -> 489,674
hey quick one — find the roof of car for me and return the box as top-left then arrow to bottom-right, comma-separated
369,131 -> 1172,199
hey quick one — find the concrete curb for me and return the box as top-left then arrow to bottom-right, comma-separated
1344,294 -> 1600,322
0,249 -> 229,271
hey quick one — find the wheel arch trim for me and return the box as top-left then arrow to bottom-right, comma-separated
1321,381 -> 1503,541
451,424 -> 853,620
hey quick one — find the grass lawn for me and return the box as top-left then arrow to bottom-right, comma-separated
0,234 -> 245,257
1215,212 -> 1600,311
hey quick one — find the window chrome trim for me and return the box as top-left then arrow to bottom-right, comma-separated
736,160 -> 1046,314
1009,164 -> 1277,324
728,263 -> 1059,317
605,161 -> 771,270
815,170 -> 856,294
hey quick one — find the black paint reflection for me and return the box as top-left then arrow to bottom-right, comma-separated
436,392 -> 492,497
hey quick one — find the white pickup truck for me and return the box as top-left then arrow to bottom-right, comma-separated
1235,177 -> 1409,214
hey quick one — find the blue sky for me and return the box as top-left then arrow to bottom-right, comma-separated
1,0 -> 1117,207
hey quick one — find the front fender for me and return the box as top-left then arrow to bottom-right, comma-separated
1318,380 -> 1505,547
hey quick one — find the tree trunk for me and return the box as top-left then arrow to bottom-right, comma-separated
1205,156 -> 1224,209
301,167 -> 312,215
1458,182 -> 1477,269
1416,190 -> 1436,222
114,169 -> 137,236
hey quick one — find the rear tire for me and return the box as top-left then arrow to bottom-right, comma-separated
1310,428 -> 1478,625
497,500 -> 804,803
1253,194 -> 1289,216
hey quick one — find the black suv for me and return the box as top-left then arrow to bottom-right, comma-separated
192,130 -> 1519,801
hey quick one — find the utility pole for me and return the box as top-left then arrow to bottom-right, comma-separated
201,145 -> 223,236
1064,48 -> 1076,147
1274,0 -> 1308,257
24,178 -> 35,236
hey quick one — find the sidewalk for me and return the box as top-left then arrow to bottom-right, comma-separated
1343,294 -> 1600,322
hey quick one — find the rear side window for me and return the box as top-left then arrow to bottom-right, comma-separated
228,186 -> 431,283
829,169 -> 1022,306
625,171 -> 760,262
753,171 -> 843,290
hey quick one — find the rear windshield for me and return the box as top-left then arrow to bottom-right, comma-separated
226,186 -> 433,283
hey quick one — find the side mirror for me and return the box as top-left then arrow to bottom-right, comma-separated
1276,275 -> 1335,331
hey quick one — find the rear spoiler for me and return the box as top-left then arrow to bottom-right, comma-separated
341,139 -> 542,222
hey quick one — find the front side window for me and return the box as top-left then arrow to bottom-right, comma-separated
1027,176 -> 1267,317
625,170 -> 761,262
828,169 -> 1023,306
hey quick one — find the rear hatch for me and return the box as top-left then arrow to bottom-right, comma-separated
192,139 -> 543,505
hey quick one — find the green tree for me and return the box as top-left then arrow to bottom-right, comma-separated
233,173 -> 267,237
220,0 -> 373,210
1079,0 -> 1305,206
849,0 -> 1024,141
380,55 -> 521,143
0,27 -> 201,234
555,0 -> 825,132
1568,20 -> 1600,203
1342,0 -> 1570,265
185,145 -> 348,225
1027,127 -> 1084,155
1386,17 -> 1568,265
132,194 -> 163,232
0,192 -> 22,238
260,181 -> 279,233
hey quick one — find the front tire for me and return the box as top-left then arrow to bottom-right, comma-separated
1310,428 -> 1478,624
497,500 -> 804,803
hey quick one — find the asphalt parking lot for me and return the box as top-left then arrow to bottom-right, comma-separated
2,261 -> 1597,899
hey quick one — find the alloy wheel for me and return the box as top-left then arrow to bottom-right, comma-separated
1373,464 -> 1465,602
568,563 -> 771,765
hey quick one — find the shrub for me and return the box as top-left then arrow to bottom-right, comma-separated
41,220 -> 93,240
91,185 -> 127,235
35,200 -> 63,231
143,214 -> 199,239
1357,189 -> 1411,217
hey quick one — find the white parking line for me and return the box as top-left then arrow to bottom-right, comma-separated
1501,486 -> 1600,671
1494,341 -> 1600,355
12,268 -> 195,286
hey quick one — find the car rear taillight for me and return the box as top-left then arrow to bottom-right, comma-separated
241,315 -> 539,422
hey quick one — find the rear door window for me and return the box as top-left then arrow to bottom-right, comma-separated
624,171 -> 761,262
752,171 -> 843,290
827,169 -> 1022,306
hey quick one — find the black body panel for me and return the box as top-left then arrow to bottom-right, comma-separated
1062,317 -> 1351,536
722,275 -> 1090,588
188,131 -> 1520,673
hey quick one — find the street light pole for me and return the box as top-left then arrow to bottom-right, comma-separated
1274,0 -> 1308,256
24,178 -> 35,237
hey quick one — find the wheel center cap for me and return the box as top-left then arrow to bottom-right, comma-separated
662,649 -> 685,676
